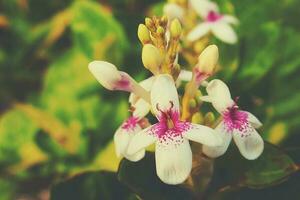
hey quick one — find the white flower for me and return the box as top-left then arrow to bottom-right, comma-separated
88,61 -> 150,102
114,116 -> 145,162
127,74 -> 221,184
89,60 -> 194,120
187,0 -> 238,44
201,79 -> 264,160
163,3 -> 185,22
129,77 -> 155,118
129,70 -> 195,118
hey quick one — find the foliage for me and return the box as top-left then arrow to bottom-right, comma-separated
0,0 -> 300,199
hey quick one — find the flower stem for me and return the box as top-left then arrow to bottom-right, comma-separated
131,81 -> 151,103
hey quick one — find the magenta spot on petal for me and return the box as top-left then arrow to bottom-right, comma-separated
121,116 -> 139,132
193,68 -> 209,85
115,74 -> 131,91
223,105 -> 252,136
150,104 -> 192,144
206,11 -> 223,22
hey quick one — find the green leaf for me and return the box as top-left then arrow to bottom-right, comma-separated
50,171 -> 135,200
0,108 -> 39,167
0,179 -> 15,200
210,142 -> 298,190
236,22 -> 280,87
208,172 -> 300,200
149,2 -> 164,16
118,152 -> 195,200
70,1 -> 128,60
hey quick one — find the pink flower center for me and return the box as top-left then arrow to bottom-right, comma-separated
223,105 -> 250,135
151,102 -> 191,142
206,11 -> 223,23
121,116 -> 139,131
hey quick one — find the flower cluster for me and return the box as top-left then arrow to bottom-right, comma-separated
164,0 -> 238,44
88,0 -> 263,185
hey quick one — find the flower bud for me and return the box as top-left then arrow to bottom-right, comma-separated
192,112 -> 204,124
195,90 -> 203,104
145,17 -> 154,29
156,26 -> 165,36
88,61 -> 121,90
138,24 -> 151,44
160,15 -> 168,26
197,45 -> 219,74
204,112 -> 215,127
189,99 -> 197,108
170,19 -> 182,39
142,44 -> 162,74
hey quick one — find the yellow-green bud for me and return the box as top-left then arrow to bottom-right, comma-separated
204,112 -> 215,126
170,19 -> 182,39
145,17 -> 154,28
138,24 -> 151,44
192,112 -> 204,124
189,99 -> 197,108
161,15 -> 168,26
195,90 -> 202,104
156,26 -> 165,36
142,44 -> 162,74
197,45 -> 219,74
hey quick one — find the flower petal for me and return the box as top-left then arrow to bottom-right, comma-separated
127,125 -> 157,155
200,95 -> 212,102
125,149 -> 145,162
114,127 -> 131,158
151,74 -> 180,115
131,99 -> 151,119
211,22 -> 237,44
233,128 -> 264,160
114,121 -> 144,162
88,61 -> 121,90
202,122 -> 233,158
205,79 -> 234,113
163,3 -> 185,21
183,123 -> 222,146
243,111 -> 263,128
190,0 -> 219,18
221,15 -> 239,25
187,22 -> 211,42
155,138 -> 192,184
129,77 -> 154,118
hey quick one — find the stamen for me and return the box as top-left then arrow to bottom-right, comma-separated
169,101 -> 174,109
167,118 -> 175,129
156,103 -> 163,112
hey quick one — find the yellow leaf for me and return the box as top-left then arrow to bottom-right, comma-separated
93,141 -> 121,172
9,143 -> 48,173
42,9 -> 72,48
15,103 -> 81,154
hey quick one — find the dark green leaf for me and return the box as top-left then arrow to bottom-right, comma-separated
208,171 -> 300,200
118,152 -> 195,200
50,171 -> 135,200
209,142 -> 298,191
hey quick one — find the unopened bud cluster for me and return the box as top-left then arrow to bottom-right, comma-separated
138,16 -> 183,79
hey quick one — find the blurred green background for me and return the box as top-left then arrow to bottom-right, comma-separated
0,0 -> 300,199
